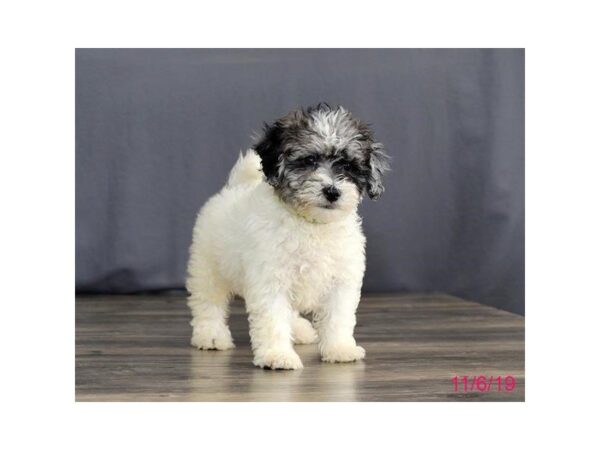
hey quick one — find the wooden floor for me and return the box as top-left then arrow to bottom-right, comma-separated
76,293 -> 524,401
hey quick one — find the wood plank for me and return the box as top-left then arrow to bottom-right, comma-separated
76,294 -> 525,401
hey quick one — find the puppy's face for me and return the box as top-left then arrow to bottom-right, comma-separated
254,104 -> 389,223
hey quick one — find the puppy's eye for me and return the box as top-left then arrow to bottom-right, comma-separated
302,155 -> 317,166
337,159 -> 353,171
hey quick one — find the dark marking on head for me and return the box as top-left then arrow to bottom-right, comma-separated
253,109 -> 310,185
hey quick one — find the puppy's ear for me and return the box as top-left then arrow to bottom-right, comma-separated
253,122 -> 284,184
253,109 -> 308,185
366,142 -> 390,200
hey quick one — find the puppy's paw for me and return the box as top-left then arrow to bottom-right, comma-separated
191,325 -> 235,350
320,343 -> 365,363
253,348 -> 304,370
292,316 -> 318,345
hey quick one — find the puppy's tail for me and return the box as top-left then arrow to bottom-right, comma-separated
226,150 -> 264,187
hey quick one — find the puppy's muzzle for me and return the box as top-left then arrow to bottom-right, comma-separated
322,185 -> 341,203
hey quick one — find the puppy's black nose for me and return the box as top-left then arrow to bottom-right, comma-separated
322,186 -> 341,203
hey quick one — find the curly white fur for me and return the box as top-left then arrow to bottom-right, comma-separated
187,150 -> 367,369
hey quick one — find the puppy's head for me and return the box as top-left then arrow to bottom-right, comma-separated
253,103 -> 389,223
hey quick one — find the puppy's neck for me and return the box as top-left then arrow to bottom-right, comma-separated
272,195 -> 325,225
285,204 -> 328,225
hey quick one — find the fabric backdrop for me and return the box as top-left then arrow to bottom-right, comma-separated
76,49 -> 524,314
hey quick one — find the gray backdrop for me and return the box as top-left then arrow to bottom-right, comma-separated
76,49 -> 524,314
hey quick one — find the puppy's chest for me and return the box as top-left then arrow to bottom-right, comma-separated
283,234 -> 343,310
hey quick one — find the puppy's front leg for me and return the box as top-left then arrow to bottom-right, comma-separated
316,283 -> 365,363
246,291 -> 303,370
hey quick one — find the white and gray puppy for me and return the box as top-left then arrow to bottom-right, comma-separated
187,103 -> 389,369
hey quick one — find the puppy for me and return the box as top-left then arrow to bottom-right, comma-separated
187,104 -> 389,369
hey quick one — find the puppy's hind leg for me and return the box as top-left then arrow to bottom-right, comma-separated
292,311 -> 318,345
187,266 -> 235,351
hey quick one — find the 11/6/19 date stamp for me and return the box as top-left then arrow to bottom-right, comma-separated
452,375 -> 517,393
